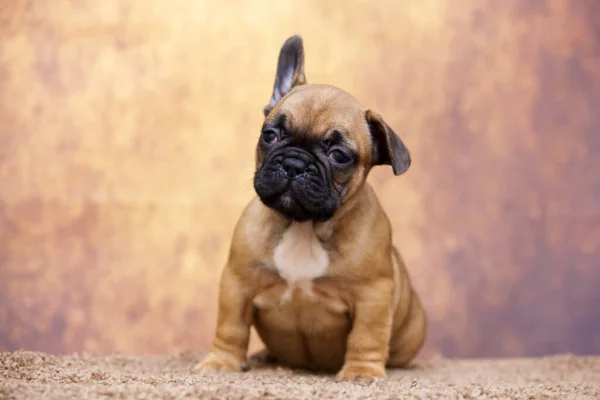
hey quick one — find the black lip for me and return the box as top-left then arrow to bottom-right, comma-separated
255,189 -> 310,221
257,187 -> 337,222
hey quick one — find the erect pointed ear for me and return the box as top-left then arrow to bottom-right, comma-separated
366,110 -> 411,175
263,35 -> 307,117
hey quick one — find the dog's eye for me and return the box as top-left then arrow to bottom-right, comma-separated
262,130 -> 278,144
329,149 -> 352,165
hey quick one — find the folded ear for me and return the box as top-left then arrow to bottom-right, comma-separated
366,110 -> 411,175
263,35 -> 307,117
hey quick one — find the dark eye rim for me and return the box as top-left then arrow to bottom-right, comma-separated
261,129 -> 279,144
328,148 -> 354,165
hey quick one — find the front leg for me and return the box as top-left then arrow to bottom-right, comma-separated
194,264 -> 254,373
336,278 -> 394,382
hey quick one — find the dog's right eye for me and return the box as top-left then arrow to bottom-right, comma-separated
262,130 -> 278,145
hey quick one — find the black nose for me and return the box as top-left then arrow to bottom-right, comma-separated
282,157 -> 308,178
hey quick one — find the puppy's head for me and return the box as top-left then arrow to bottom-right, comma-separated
254,35 -> 411,222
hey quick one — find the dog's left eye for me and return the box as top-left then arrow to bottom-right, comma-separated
329,149 -> 352,165
262,130 -> 278,144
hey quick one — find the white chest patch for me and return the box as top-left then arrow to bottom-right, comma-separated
272,221 -> 329,283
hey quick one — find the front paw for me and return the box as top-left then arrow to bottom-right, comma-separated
336,361 -> 387,382
193,351 -> 246,374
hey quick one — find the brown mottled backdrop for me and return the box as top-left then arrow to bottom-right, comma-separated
1,0 -> 599,359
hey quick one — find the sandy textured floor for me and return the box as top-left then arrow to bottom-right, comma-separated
1,350 -> 599,400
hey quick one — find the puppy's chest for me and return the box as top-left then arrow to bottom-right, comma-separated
254,233 -> 348,332
272,221 -> 329,282
252,222 -> 347,316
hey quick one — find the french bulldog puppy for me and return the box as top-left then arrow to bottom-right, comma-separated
195,35 -> 427,381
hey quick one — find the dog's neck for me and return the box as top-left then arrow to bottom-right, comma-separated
269,183 -> 375,283
272,220 -> 329,282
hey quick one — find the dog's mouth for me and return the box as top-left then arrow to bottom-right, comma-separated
254,149 -> 339,222
266,190 -> 314,222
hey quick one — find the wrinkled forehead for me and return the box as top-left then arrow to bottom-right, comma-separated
265,85 -> 369,150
